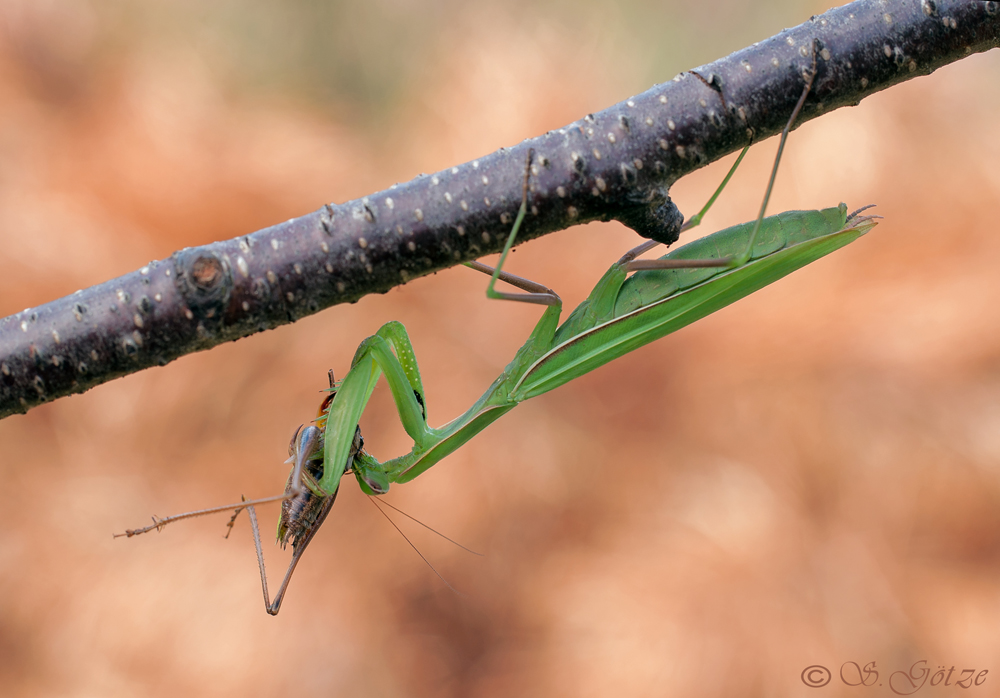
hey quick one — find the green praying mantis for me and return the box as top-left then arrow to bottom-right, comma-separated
119,67 -> 879,614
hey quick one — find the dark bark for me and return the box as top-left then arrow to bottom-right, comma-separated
2,0 -> 998,419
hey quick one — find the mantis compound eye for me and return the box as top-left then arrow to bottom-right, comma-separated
353,456 -> 389,495
360,471 -> 389,495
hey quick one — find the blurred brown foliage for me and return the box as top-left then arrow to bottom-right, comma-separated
1,1 -> 999,696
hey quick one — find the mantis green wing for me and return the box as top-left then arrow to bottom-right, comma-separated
514,205 -> 867,399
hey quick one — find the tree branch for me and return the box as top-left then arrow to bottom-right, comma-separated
1,0 -> 997,419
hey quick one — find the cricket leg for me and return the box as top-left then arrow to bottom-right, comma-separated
247,484 -> 339,616
115,426 -> 323,538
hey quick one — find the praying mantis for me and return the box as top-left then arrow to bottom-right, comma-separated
119,68 -> 879,615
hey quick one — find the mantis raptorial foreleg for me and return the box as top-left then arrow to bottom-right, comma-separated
320,320 -> 437,496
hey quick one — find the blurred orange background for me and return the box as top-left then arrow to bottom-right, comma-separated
1,1 -> 999,696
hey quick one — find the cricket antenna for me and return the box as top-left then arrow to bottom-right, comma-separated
371,496 -> 483,556
366,496 -> 480,595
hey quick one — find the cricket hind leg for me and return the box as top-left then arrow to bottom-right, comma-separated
248,484 -> 339,616
623,48 -> 818,272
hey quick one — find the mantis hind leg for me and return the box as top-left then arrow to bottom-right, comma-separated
465,260 -> 560,306
624,47 -> 818,272
463,148 -> 561,307
618,145 -> 749,270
